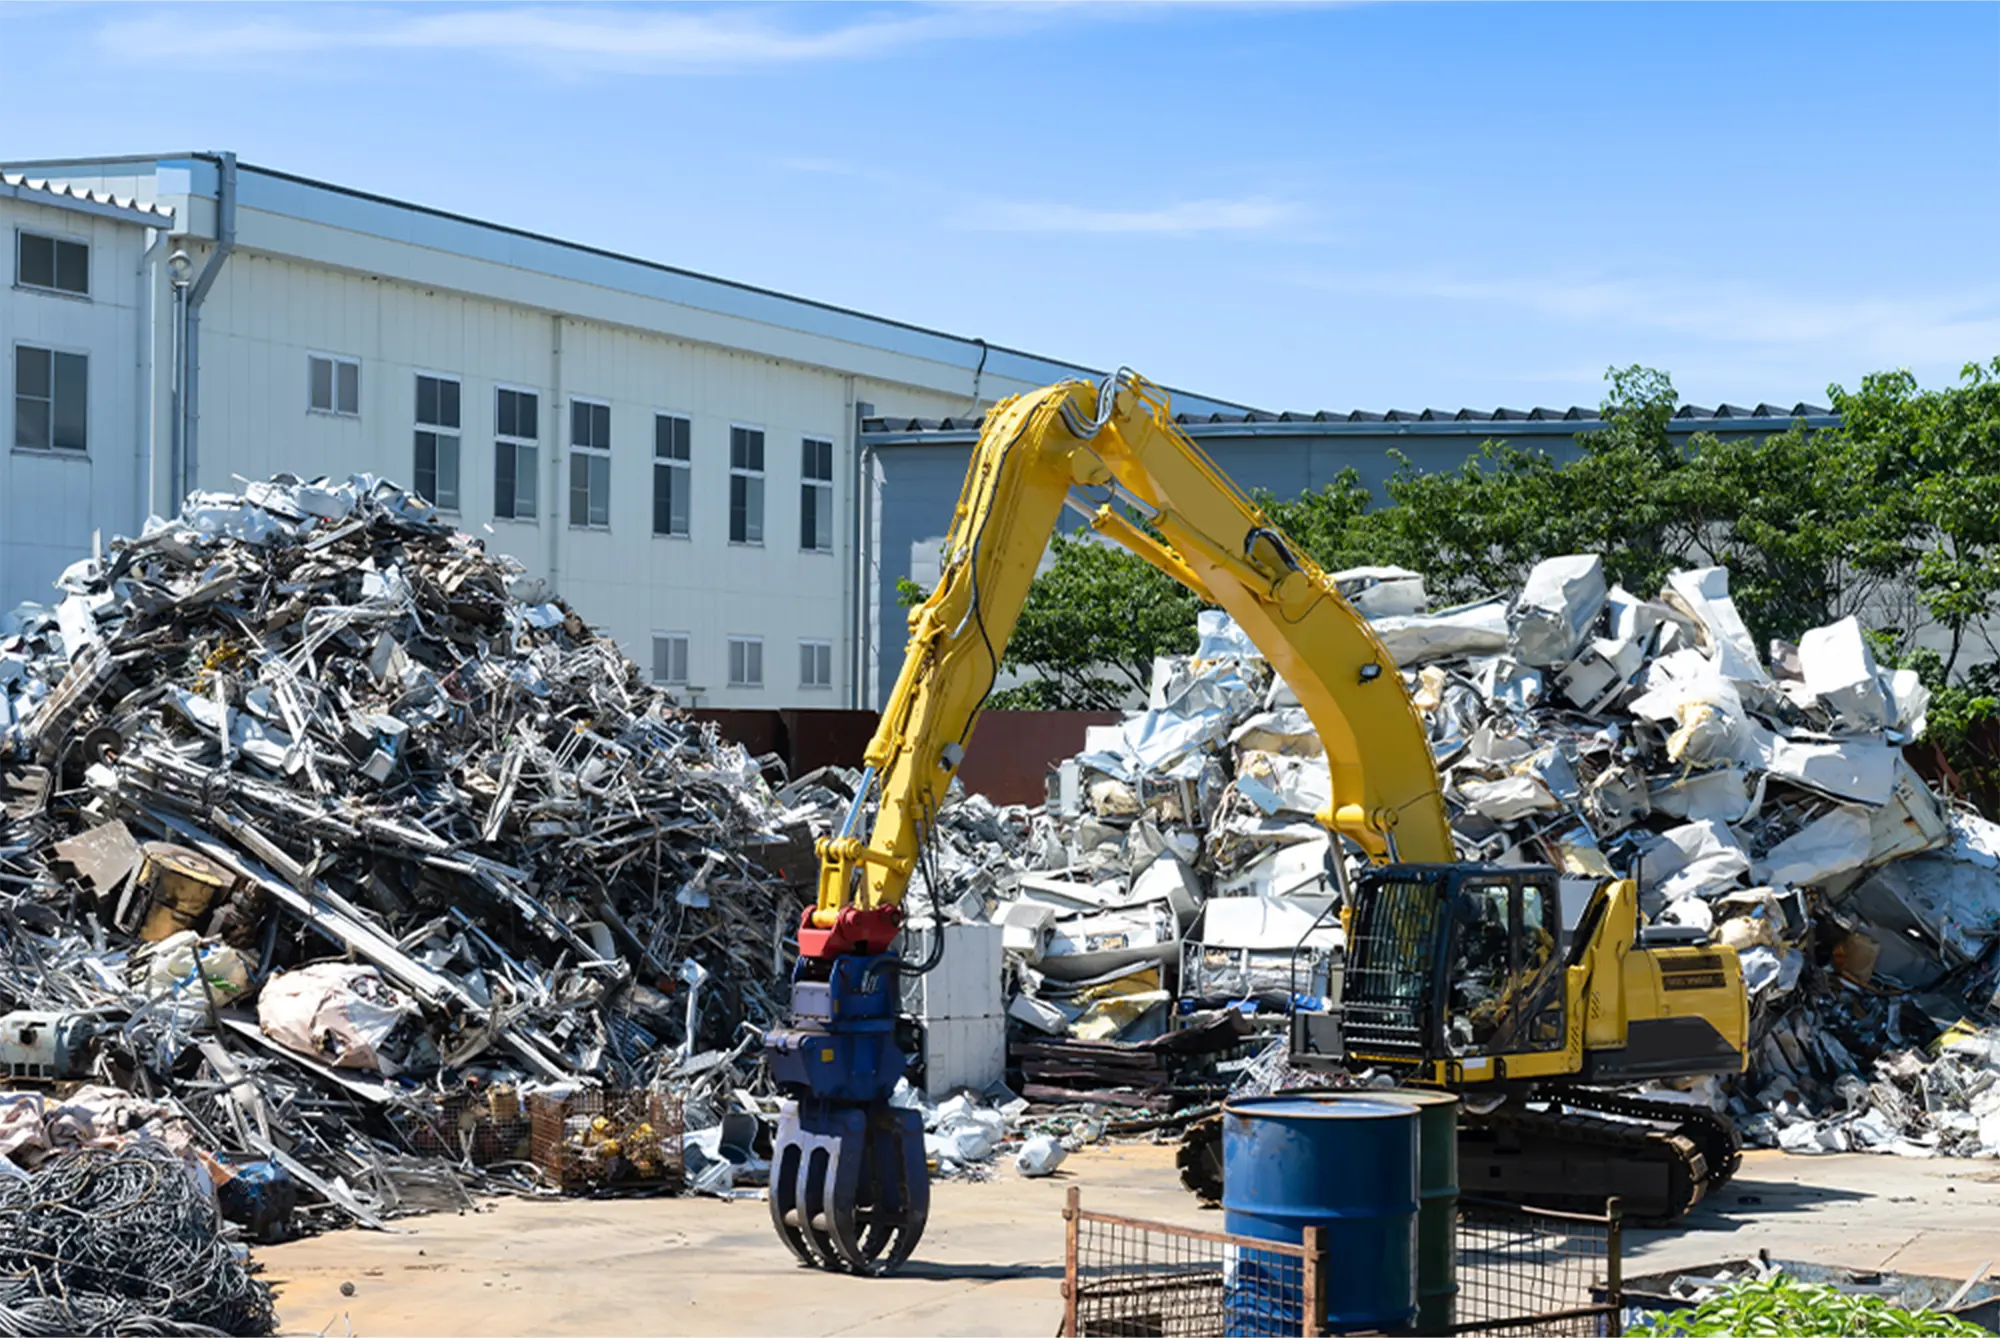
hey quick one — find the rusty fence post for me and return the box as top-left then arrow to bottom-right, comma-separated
1062,1185 -> 1081,1338
1301,1225 -> 1323,1338
1605,1197 -> 1624,1338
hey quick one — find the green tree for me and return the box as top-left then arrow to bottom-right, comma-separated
1296,367 -> 1706,607
900,532 -> 1203,710
1835,358 -> 2000,677
1253,468 -> 1375,572
1272,366 -> 1896,646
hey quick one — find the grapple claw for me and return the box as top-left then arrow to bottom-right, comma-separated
770,1099 -> 929,1276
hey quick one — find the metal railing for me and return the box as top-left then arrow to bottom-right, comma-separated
1059,1189 -> 1623,1337
1063,1187 -> 1321,1338
1451,1197 -> 1622,1336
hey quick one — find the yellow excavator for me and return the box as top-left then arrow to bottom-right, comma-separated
764,371 -> 1750,1276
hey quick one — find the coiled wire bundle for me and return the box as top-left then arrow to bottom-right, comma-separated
0,1142 -> 275,1336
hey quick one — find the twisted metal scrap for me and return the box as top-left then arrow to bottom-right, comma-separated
0,1143 -> 275,1336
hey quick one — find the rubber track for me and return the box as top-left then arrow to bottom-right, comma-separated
1550,1088 -> 1743,1189
1465,1101 -> 1708,1225
1174,1090 -> 1735,1225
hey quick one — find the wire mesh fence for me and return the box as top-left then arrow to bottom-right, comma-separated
1063,1188 -> 1319,1338
1452,1196 -> 1622,1335
526,1086 -> 685,1193
1060,1189 -> 1622,1338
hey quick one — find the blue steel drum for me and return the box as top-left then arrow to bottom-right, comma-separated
1221,1094 -> 1419,1335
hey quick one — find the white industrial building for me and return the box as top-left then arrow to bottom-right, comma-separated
2,174 -> 174,618
2,153 -> 1247,707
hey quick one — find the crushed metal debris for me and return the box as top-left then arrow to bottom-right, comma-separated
881,555 -> 2000,1159
0,475 -> 830,1237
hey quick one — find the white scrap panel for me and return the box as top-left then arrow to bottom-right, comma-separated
921,1015 -> 1006,1097
903,923 -> 1003,1021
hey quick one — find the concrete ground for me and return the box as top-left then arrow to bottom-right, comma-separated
264,1145 -> 2000,1336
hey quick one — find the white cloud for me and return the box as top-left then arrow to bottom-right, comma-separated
962,196 -> 1301,236
95,4 -> 1056,73
1325,270 -> 2000,370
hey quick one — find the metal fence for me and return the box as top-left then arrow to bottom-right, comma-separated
1059,1189 -> 1622,1338
1451,1197 -> 1622,1336
1062,1187 -> 1320,1338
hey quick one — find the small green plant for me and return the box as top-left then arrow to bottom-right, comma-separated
1629,1274 -> 1989,1336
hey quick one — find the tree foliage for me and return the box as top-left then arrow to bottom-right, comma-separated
1835,357 -> 2000,677
987,533 -> 1203,710
900,533 -> 1203,712
1252,367 -> 1910,647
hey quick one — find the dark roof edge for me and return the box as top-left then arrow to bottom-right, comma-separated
0,152 -> 208,169
0,152 -> 1261,414
862,409 -> 1842,444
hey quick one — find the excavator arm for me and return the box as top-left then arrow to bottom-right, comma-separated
809,372 -> 1451,952
767,371 -> 1453,1274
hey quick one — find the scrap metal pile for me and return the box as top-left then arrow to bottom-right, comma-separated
0,475 -> 819,1232
917,556 -> 2000,1155
0,1141 -> 277,1335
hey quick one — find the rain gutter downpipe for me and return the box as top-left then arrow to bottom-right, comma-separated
181,151 -> 237,501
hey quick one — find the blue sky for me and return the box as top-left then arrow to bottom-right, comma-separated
2,2 -> 1994,413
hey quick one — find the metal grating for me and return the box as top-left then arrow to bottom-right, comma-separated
1063,1189 -> 1318,1338
526,1086 -> 685,1193
1060,1190 -> 1623,1337
1452,1197 -> 1622,1335
1341,878 -> 1444,1056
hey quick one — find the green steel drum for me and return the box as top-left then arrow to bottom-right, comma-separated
1372,1089 -> 1460,1333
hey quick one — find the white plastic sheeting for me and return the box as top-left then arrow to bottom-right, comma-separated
257,964 -> 417,1073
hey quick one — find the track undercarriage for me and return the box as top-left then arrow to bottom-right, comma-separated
1179,1087 -> 1740,1224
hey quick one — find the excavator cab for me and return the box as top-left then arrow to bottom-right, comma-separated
1292,864 -> 1571,1077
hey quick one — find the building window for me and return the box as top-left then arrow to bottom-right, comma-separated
727,636 -> 764,689
414,374 -> 461,511
13,345 -> 86,453
729,425 -> 764,544
15,231 -> 88,296
652,632 -> 690,687
569,399 -> 611,529
799,640 -> 833,690
308,354 -> 360,417
653,413 -> 691,538
495,387 -> 539,520
800,436 -> 834,553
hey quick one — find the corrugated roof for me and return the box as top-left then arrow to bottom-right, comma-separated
0,153 -> 1254,417
862,402 -> 1835,436
0,173 -> 172,226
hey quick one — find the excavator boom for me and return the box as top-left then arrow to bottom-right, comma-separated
767,372 -> 1456,1274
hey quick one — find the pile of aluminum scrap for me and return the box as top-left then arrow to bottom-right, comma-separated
946,557 -> 2000,1156
0,475 -> 821,1227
